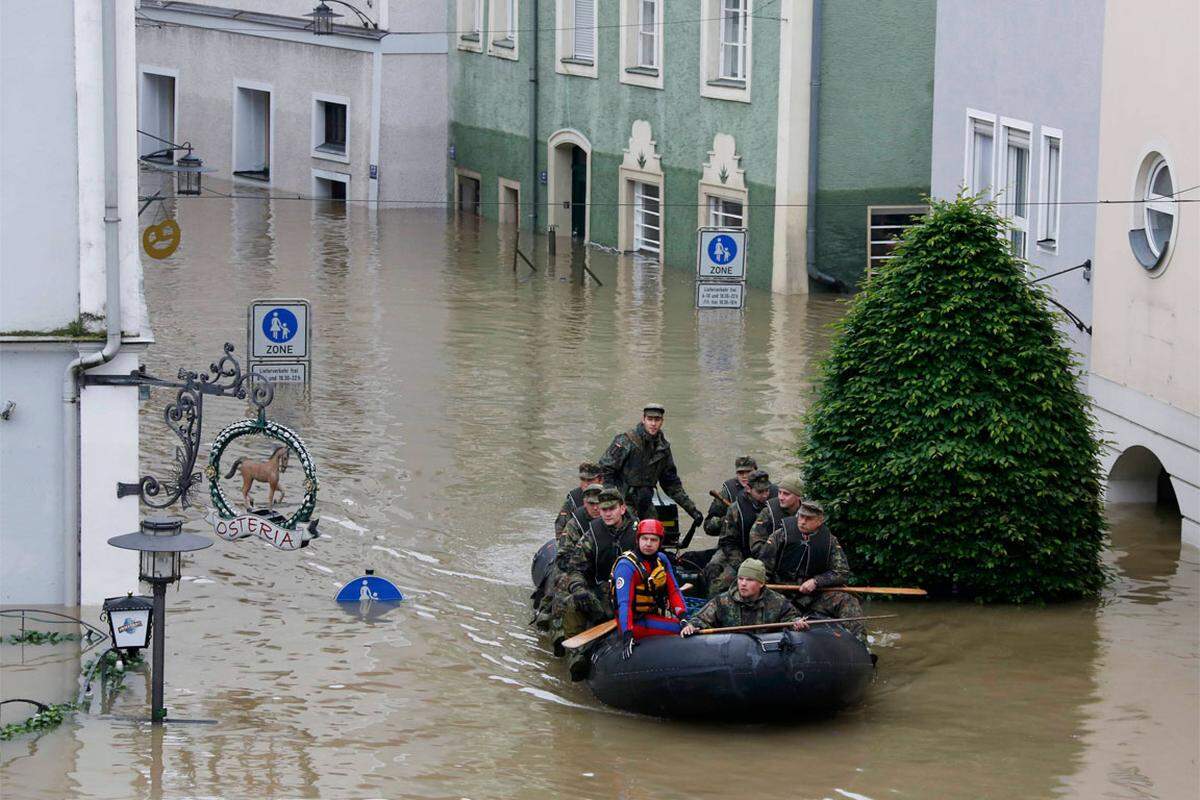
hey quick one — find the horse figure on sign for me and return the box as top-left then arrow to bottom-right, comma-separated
225,445 -> 290,510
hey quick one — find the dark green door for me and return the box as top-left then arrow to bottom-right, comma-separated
571,146 -> 587,239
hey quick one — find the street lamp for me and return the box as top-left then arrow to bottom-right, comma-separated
108,516 -> 211,723
305,1 -> 341,34
102,592 -> 154,657
174,152 -> 205,196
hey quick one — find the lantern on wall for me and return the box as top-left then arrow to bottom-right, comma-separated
175,152 -> 205,196
305,1 -> 341,34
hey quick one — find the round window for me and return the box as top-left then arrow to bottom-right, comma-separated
1143,156 -> 1175,257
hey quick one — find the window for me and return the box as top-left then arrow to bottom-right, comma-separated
557,0 -> 597,77
620,0 -> 663,88
488,0 -> 519,59
233,84 -> 271,182
965,112 -> 996,196
700,0 -> 751,102
1129,153 -> 1176,270
719,0 -> 748,80
312,96 -> 348,161
868,206 -> 926,273
708,197 -> 744,228
633,182 -> 661,255
1037,130 -> 1062,250
312,168 -> 348,201
139,70 -> 176,162
999,122 -> 1031,258
457,0 -> 484,51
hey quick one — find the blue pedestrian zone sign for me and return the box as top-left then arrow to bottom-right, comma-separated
249,299 -> 310,361
697,227 -> 747,279
336,573 -> 404,603
263,308 -> 298,344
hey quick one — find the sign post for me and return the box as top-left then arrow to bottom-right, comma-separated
695,227 -> 747,309
247,298 -> 311,384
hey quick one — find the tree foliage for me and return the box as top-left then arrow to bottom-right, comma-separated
799,195 -> 1106,602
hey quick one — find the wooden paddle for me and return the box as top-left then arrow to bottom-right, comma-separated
692,614 -> 897,635
561,583 -> 693,651
708,489 -> 732,507
767,585 -> 928,596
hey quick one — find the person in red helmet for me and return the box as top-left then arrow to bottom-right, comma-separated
610,519 -> 688,659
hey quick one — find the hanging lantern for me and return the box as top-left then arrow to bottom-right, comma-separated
176,152 -> 203,196
305,2 -> 341,35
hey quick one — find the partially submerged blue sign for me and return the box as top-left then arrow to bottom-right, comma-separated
697,227 -> 747,280
335,572 -> 404,603
248,298 -> 312,384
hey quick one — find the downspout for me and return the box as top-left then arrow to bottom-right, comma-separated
804,0 -> 843,290
63,0 -> 124,604
528,0 -> 539,232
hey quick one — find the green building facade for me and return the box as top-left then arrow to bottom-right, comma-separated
448,1 -> 935,291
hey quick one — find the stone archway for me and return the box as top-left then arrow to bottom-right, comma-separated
1107,445 -> 1179,510
547,129 -> 592,242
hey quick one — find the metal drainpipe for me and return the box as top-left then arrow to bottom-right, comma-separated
63,0 -> 125,605
528,0 -> 539,232
804,0 -> 843,290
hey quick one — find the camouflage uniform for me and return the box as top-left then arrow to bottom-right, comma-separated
688,585 -> 800,630
746,497 -> 796,562
702,493 -> 769,597
757,519 -> 865,643
554,488 -> 586,537
703,477 -> 743,537
599,423 -> 700,522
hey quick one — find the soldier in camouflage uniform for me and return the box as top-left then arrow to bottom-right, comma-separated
681,559 -> 809,634
703,456 -> 761,536
757,499 -> 866,644
532,483 -> 605,632
553,487 -> 639,679
703,470 -> 774,597
746,474 -> 804,561
598,403 -> 704,526
554,462 -> 603,537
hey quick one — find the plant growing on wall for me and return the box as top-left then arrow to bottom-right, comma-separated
799,195 -> 1107,602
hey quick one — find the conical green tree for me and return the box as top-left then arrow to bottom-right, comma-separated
799,195 -> 1106,602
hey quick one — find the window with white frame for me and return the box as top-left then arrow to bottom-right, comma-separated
620,0 -> 663,88
966,113 -> 995,196
708,196 -> 744,228
719,0 -> 748,80
488,0 -> 519,58
1037,131 -> 1062,250
313,96 -> 347,160
233,85 -> 271,181
999,124 -> 1031,258
1129,152 -> 1176,270
700,0 -> 751,101
557,0 -> 598,77
868,206 -> 926,273
633,181 -> 661,255
457,0 -> 483,50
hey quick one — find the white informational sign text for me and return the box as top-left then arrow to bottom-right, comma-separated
696,282 -> 746,309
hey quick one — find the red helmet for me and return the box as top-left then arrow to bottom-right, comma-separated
636,519 -> 665,539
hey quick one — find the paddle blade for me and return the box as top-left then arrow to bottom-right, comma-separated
562,620 -> 616,650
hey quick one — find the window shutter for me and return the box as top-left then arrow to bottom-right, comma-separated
574,0 -> 595,60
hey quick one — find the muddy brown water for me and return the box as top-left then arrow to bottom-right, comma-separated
2,189 -> 1197,799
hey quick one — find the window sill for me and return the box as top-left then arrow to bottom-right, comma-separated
556,54 -> 597,78
233,170 -> 270,183
561,56 -> 595,66
1036,237 -> 1058,254
491,37 -> 515,50
1128,228 -> 1171,273
625,65 -> 659,76
707,77 -> 747,89
313,145 -> 350,164
457,35 -> 483,52
701,76 -> 751,103
488,37 -> 519,60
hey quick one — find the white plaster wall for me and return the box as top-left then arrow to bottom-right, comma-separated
181,0 -> 385,27
770,0 -> 813,295
930,0 -> 1105,365
136,25 -> 374,197
0,2 -> 80,332
80,350 -> 144,606
380,53 -> 449,205
1089,0 -> 1199,545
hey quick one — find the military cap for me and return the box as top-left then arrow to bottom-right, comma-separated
642,403 -> 666,418
746,469 -> 771,491
578,462 -> 602,479
582,483 -> 604,499
734,456 -> 758,472
777,475 -> 804,497
597,487 -> 623,509
798,499 -> 825,517
737,559 -> 767,583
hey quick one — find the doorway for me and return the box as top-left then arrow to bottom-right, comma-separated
548,130 -> 592,242
456,171 -> 481,216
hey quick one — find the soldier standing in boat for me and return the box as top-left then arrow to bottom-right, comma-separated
746,474 -> 805,558
598,403 -> 704,527
681,559 -> 809,635
555,487 -> 639,679
703,470 -> 774,597
757,499 -> 866,644
554,462 -> 603,537
533,483 -> 606,632
611,519 -> 688,659
703,456 -> 775,536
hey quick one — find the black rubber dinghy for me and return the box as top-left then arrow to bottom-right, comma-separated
531,539 -> 555,590
587,626 -> 873,720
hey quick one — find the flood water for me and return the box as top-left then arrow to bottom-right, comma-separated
2,185 -> 1197,799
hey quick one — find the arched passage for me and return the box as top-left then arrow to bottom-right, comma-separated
1107,445 -> 1180,512
547,129 -> 591,242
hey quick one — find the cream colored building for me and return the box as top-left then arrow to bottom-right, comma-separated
1088,0 -> 1199,545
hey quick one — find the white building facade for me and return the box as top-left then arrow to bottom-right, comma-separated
1,1 -> 150,605
1088,0 -> 1199,546
136,1 -> 449,203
